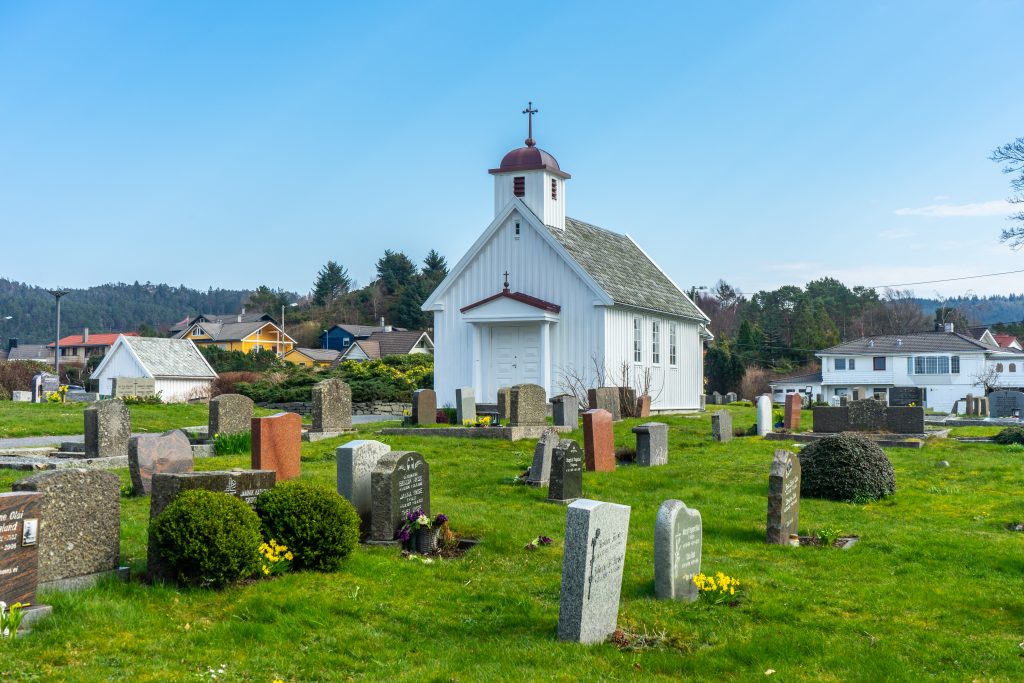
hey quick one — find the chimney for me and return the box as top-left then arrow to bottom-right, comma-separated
7,338 -> 16,351
944,322 -> 954,333
83,327 -> 89,344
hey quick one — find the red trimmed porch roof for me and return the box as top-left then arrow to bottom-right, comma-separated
460,288 -> 560,314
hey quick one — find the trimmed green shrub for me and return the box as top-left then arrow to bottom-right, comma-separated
993,426 -> 1024,445
798,433 -> 896,502
151,490 -> 262,588
255,481 -> 360,571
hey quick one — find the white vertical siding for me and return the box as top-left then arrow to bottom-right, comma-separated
93,345 -> 150,396
492,171 -> 565,229
155,378 -> 213,403
603,307 -> 703,411
432,208 -> 604,405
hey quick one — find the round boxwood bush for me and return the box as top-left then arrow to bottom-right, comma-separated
993,426 -> 1024,445
255,481 -> 360,571
151,489 -> 262,588
798,433 -> 896,502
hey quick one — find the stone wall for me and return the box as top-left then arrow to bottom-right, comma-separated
256,400 -> 410,416
813,402 -> 925,434
811,406 -> 849,433
885,407 -> 925,434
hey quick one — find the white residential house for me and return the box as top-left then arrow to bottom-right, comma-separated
816,325 -> 1024,412
91,336 -> 218,402
421,126 -> 711,411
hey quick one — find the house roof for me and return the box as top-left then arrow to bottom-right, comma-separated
345,339 -> 381,360
48,332 -> 137,348
819,331 -> 993,355
118,336 -> 218,378
366,330 -> 432,356
768,372 -> 823,386
546,217 -> 708,320
290,347 -> 341,363
7,345 -> 53,361
326,323 -> 407,338
460,289 -> 561,314
993,333 -> 1021,348
172,312 -> 278,337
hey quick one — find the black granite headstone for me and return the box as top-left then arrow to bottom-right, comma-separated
548,439 -> 583,504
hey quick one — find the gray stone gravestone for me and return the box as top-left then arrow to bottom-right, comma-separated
711,410 -> 732,442
989,390 -> 1024,418
756,395 -> 772,436
11,390 -> 32,402
654,499 -> 701,601
711,391 -> 723,405
84,399 -> 131,458
411,389 -> 437,425
527,428 -> 558,486
588,387 -> 622,421
978,396 -> 990,417
632,422 -> 668,466
456,387 -> 476,425
310,378 -> 353,436
510,384 -> 547,426
12,469 -> 121,591
337,439 -> 391,534
496,387 -> 512,422
551,394 -> 578,428
725,392 -> 737,404
32,372 -> 58,402
370,451 -> 430,542
699,394 -> 706,410
208,393 -> 255,436
548,439 -> 584,504
767,449 -> 801,545
557,499 -> 631,644
128,429 -> 194,495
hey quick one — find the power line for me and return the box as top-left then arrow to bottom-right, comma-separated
865,268 -> 1024,289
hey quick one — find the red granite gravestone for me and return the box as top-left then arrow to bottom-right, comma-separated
0,491 -> 43,605
784,393 -> 802,430
252,412 -> 302,481
636,395 -> 652,418
583,409 -> 615,472
129,430 -> 194,495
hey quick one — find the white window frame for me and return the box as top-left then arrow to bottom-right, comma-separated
669,323 -> 678,366
652,321 -> 661,365
633,317 -> 642,363
834,358 -> 846,371
849,358 -> 855,370
913,356 -> 950,375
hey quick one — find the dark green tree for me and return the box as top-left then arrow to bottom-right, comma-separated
421,250 -> 448,291
246,286 -> 290,316
312,261 -> 352,306
704,341 -> 744,394
375,250 -> 418,295
392,279 -> 431,329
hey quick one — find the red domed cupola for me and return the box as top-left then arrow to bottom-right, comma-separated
490,145 -> 571,179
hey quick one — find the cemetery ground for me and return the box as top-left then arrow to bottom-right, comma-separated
1,406 -> 1023,681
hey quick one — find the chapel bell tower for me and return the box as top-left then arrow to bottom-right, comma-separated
489,102 -> 570,230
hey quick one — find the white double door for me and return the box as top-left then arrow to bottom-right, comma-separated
490,325 -> 541,391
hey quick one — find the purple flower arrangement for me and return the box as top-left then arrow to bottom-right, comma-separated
394,508 -> 450,541
524,535 -> 555,551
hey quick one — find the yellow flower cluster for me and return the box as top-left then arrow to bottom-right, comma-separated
259,539 -> 293,576
693,571 -> 740,596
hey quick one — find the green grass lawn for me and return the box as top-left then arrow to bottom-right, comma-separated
1,406 -> 1022,681
0,402 -> 279,439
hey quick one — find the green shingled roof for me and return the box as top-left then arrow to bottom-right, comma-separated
547,217 -> 707,320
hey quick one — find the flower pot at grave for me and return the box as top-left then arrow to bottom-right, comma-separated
416,527 -> 441,554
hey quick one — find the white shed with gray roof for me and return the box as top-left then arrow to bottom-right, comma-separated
91,335 -> 218,403
422,133 -> 710,412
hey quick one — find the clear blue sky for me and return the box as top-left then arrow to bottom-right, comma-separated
2,1 -> 1023,298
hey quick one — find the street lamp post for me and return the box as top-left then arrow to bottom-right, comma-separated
48,289 -> 68,378
279,302 -> 298,357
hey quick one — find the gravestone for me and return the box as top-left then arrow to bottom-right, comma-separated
725,392 -> 737,404
888,387 -> 923,407
12,469 -> 120,590
527,428 -> 558,486
654,499 -> 701,601
311,378 -> 353,434
510,384 -> 547,426
337,439 -> 391,534
32,372 -> 59,403
965,393 -> 975,416
583,409 -> 615,472
767,449 -> 801,545
496,387 -> 512,422
711,410 -> 732,442
812,406 -> 849,433
84,399 -> 131,458
632,422 -> 668,467
848,399 -> 886,431
978,396 -> 990,417
635,394 -> 651,418
111,377 -> 156,398
852,388 -> 863,401
148,469 -> 276,579
370,451 -> 430,542
989,390 -> 1024,418
456,387 -> 476,425
885,406 -> 925,434
251,412 -> 302,481
588,387 -> 621,421
618,388 -> 637,418
411,389 -> 437,425
551,395 -> 579,428
0,491 -> 43,605
711,391 -> 723,405
699,394 -> 706,410
548,440 -> 584,504
128,430 -> 194,495
839,396 -> 849,407
756,395 -> 772,436
12,391 -> 31,402
208,393 -> 255,436
557,499 -> 631,644
784,393 -> 802,430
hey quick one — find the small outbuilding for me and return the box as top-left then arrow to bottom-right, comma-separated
91,336 -> 218,402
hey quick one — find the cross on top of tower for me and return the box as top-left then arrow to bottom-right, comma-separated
503,270 -> 510,291
522,102 -> 538,147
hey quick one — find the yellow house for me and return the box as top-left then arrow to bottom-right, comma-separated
175,313 -> 296,356
283,347 -> 341,367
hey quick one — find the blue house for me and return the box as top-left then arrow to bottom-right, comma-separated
320,323 -> 404,352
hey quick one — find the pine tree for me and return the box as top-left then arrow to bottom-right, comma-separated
376,250 -> 418,295
421,250 -> 448,291
393,279 -> 431,329
312,261 -> 351,306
